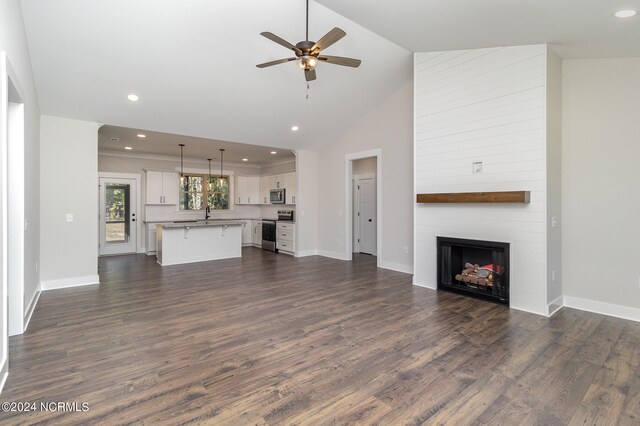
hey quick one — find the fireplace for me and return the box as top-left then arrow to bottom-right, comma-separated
437,237 -> 510,305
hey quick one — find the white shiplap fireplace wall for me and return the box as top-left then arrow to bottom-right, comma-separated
413,44 -> 562,316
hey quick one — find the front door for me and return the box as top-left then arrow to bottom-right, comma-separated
99,177 -> 137,255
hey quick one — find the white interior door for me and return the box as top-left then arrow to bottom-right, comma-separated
99,177 -> 137,256
357,177 -> 377,256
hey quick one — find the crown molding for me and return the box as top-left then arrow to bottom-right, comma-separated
98,149 -> 262,169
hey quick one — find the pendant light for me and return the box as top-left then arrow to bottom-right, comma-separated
219,148 -> 226,186
207,158 -> 212,191
179,144 -> 186,189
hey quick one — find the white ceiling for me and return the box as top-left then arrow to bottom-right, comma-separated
316,0 -> 640,58
20,1 -> 639,154
19,0 -> 412,151
98,125 -> 295,166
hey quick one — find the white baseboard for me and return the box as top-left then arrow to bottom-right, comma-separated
547,296 -> 564,317
412,277 -> 436,290
379,261 -> 413,275
0,359 -> 8,394
317,250 -> 348,261
295,249 -> 318,258
41,274 -> 100,291
23,285 -> 42,332
563,295 -> 640,323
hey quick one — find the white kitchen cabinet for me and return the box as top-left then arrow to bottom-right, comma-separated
284,172 -> 297,204
236,176 -> 247,204
252,221 -> 262,246
146,223 -> 158,255
276,222 -> 295,255
146,171 -> 179,205
237,176 -> 260,204
241,220 -> 252,246
272,174 -> 283,189
259,177 -> 269,204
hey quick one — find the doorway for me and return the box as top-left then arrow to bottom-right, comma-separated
352,172 -> 377,255
99,177 -> 138,256
345,149 -> 382,265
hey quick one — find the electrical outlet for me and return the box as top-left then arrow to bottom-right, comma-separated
552,270 -> 556,282
66,213 -> 74,223
551,216 -> 558,228
35,262 -> 38,273
403,246 -> 409,254
472,162 -> 483,174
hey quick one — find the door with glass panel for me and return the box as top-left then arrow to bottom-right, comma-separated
99,178 -> 137,255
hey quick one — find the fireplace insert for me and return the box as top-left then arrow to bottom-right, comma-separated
437,237 -> 510,305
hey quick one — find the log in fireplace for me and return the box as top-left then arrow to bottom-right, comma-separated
437,237 -> 510,305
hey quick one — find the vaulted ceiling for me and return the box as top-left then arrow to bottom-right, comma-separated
20,1 -> 639,152
19,0 -> 412,151
317,0 -> 640,58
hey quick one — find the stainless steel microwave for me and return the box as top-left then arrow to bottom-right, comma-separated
270,188 -> 286,204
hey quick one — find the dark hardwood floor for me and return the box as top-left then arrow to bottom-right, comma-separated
1,248 -> 639,425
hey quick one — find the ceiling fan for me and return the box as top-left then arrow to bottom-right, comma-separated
256,0 -> 361,82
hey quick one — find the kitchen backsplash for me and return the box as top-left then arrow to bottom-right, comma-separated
145,204 -> 294,222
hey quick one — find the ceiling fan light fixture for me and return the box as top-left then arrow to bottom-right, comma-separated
299,56 -> 318,70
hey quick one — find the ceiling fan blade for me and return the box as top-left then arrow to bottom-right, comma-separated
317,55 -> 361,68
260,32 -> 303,55
311,27 -> 346,53
305,69 -> 317,82
256,57 -> 297,68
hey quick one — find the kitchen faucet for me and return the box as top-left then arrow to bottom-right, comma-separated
205,205 -> 211,220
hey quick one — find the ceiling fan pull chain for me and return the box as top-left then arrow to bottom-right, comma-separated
306,83 -> 310,100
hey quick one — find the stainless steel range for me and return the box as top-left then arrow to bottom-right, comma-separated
262,210 -> 294,252
261,220 -> 277,252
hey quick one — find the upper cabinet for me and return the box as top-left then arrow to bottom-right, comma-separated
259,176 -> 270,204
146,171 -> 178,205
235,172 -> 297,205
284,172 -> 296,204
236,176 -> 260,205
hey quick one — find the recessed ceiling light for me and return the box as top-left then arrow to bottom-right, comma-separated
271,151 -> 277,155
125,146 -> 133,150
614,9 -> 637,18
137,133 -> 146,138
242,158 -> 248,162
291,125 -> 299,131
127,94 -> 140,102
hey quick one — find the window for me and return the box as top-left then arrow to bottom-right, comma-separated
179,174 -> 230,210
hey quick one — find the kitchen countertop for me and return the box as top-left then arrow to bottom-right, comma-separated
145,218 -> 294,224
158,220 -> 245,229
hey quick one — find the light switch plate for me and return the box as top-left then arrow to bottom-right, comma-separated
472,162 -> 483,174
66,213 -> 74,223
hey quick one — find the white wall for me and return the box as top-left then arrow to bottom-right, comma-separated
562,58 -> 640,315
414,45 -> 551,315
0,0 -> 41,358
296,150 -> 318,256
352,157 -> 377,175
546,48 -> 562,308
40,116 -> 99,288
316,81 -> 414,272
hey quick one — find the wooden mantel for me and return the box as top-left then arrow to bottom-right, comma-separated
416,191 -> 530,204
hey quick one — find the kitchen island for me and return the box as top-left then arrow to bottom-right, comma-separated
156,220 -> 244,266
